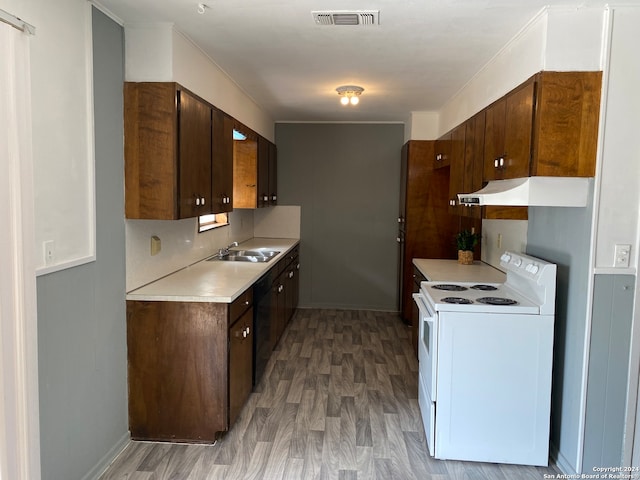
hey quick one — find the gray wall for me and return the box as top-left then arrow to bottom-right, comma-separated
276,123 -> 404,311
527,188 -> 594,474
528,185 -> 634,474
36,9 -> 128,480
583,274 -> 635,471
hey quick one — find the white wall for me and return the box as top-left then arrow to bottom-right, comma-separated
481,219 -> 528,268
593,6 -> 640,272
0,0 -> 96,274
404,111 -> 439,142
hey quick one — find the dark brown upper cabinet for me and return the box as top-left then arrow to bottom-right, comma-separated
483,71 -> 602,182
212,109 -> 234,213
233,129 -> 277,209
124,82 -> 212,220
484,78 -> 536,182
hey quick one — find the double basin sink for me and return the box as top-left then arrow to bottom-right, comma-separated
207,249 -> 280,263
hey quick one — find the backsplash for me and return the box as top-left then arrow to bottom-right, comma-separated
481,219 -> 528,269
125,206 -> 302,292
126,209 -> 254,292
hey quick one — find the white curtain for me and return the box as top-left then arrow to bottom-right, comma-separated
0,21 -> 41,480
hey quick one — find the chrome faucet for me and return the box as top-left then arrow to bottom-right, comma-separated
218,241 -> 239,257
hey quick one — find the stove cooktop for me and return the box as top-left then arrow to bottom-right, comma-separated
421,281 -> 539,314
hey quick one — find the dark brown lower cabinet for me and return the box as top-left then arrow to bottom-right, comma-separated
229,307 -> 254,426
270,247 -> 300,347
127,288 -> 253,442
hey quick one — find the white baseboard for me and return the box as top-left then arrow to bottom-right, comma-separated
550,440 -> 578,475
81,432 -> 131,480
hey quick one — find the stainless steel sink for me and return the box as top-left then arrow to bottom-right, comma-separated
229,250 -> 280,258
207,249 -> 280,263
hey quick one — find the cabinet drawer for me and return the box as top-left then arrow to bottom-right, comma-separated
230,289 -> 253,321
285,246 -> 299,264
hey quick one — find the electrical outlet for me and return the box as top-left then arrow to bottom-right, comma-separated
150,235 -> 161,256
43,240 -> 55,264
614,244 -> 631,268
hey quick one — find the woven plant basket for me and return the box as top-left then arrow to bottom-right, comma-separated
458,250 -> 474,265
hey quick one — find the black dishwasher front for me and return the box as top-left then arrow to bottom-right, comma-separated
253,271 -> 274,387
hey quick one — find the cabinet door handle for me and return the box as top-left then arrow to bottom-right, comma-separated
195,196 -> 201,206
288,271 -> 294,279
296,263 -> 300,270
271,195 -> 277,201
278,284 -> 284,293
201,197 -> 205,205
245,299 -> 249,305
263,195 -> 269,202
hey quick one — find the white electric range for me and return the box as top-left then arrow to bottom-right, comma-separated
413,251 -> 557,466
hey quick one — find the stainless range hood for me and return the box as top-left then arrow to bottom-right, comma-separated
457,177 -> 592,207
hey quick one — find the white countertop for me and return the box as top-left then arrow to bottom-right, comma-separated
412,258 -> 506,283
126,238 -> 299,303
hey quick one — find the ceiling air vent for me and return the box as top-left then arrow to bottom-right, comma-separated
312,10 -> 380,26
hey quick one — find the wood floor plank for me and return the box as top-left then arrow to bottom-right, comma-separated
100,308 -> 562,480
338,396 -> 357,470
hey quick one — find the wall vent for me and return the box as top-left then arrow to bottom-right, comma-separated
312,10 -> 380,26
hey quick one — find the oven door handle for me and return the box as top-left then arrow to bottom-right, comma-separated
413,293 -> 435,322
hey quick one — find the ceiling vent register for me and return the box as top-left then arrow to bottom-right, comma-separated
312,10 -> 380,26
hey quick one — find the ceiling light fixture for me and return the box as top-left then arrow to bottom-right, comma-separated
336,85 -> 364,106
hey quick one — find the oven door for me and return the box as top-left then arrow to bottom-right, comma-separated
413,292 -> 437,455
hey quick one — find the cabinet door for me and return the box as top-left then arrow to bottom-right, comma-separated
270,270 -> 286,345
462,111 -> 485,219
257,136 -> 270,208
268,142 -> 278,206
232,125 -> 258,209
127,301 -> 228,442
502,80 -> 535,179
483,97 -> 506,182
124,82 -> 179,220
434,132 -> 451,168
229,307 -> 253,427
178,89 -> 212,218
448,124 -> 466,214
212,109 -> 234,213
284,259 -> 298,325
483,81 -> 535,181
532,71 -> 601,177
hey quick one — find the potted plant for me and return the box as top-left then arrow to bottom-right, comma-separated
455,229 -> 480,265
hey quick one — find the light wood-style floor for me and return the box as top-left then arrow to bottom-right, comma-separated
100,308 -> 560,480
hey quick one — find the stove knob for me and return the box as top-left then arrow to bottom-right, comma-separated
530,264 -> 539,274
514,258 -> 522,267
501,253 -> 512,263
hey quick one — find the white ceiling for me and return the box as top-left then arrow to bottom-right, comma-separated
96,0 -> 612,123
